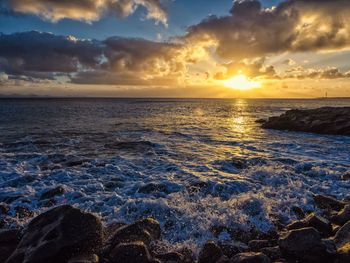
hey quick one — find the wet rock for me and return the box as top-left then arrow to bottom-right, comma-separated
278,227 -> 335,262
260,246 -> 281,261
109,242 -> 153,263
6,205 -> 103,263
261,107 -> 350,135
337,243 -> 350,263
291,206 -> 305,219
248,240 -> 277,251
331,204 -> 350,226
313,194 -> 346,212
341,172 -> 350,181
0,229 -> 22,263
40,186 -> 65,200
14,206 -> 34,219
198,241 -> 223,263
155,252 -> 184,262
68,254 -> 99,263
334,220 -> 350,248
231,252 -> 271,263
218,241 -> 249,258
287,213 -> 332,237
103,222 -> 127,241
0,203 -> 10,215
103,218 -> 160,258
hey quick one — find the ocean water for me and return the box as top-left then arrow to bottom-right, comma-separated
0,98 -> 350,251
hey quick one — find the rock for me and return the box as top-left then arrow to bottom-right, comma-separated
341,172 -> 350,181
109,242 -> 153,263
68,254 -> 99,263
337,243 -> 350,263
40,186 -> 65,200
278,227 -> 335,262
198,241 -> 223,263
331,204 -> 350,226
218,241 -> 249,258
104,222 -> 127,241
261,107 -> 350,135
334,220 -> 350,248
291,206 -> 305,219
231,252 -> 271,263
155,252 -> 184,262
0,229 -> 22,263
313,194 -> 346,212
255,119 -> 267,124
248,240 -> 277,251
138,183 -> 169,194
216,256 -> 231,263
103,218 -> 160,259
6,205 -> 103,263
287,213 -> 332,237
260,246 -> 281,261
14,206 -> 34,218
0,203 -> 10,215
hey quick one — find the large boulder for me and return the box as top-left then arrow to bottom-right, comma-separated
0,229 -> 22,263
331,204 -> 350,226
6,205 -> 103,263
278,227 -> 335,262
261,107 -> 350,135
334,220 -> 350,248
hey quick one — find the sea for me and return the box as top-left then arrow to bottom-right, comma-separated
0,98 -> 350,251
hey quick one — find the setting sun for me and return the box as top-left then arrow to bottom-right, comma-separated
222,74 -> 262,90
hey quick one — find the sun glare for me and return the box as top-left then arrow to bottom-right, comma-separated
223,74 -> 261,90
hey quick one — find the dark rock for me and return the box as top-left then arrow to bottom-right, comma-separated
278,227 -> 335,262
341,172 -> 350,181
40,186 -> 65,200
337,244 -> 350,263
231,252 -> 271,263
261,107 -> 350,135
218,241 -> 249,258
287,213 -> 332,237
68,254 -> 99,263
260,246 -> 281,261
313,194 -> 346,211
291,206 -> 305,219
198,241 -> 223,263
248,240 -> 277,251
331,204 -> 350,226
0,203 -> 10,215
103,218 -> 160,259
0,229 -> 22,263
155,252 -> 184,262
6,205 -> 103,263
255,119 -> 267,124
334,220 -> 350,248
103,222 -> 127,241
216,256 -> 231,263
14,206 -> 34,218
109,242 -> 153,263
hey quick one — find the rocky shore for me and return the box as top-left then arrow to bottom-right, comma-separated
260,107 -> 350,135
1,194 -> 350,263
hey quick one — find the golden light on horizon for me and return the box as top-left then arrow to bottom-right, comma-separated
222,74 -> 261,91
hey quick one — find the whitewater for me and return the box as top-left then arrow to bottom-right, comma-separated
0,98 -> 349,251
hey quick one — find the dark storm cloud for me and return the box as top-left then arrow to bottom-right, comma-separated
0,0 -> 168,25
185,0 -> 350,59
0,31 -> 189,85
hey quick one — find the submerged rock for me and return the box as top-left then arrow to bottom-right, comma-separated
40,186 -> 65,200
261,107 -> 350,135
6,205 -> 103,263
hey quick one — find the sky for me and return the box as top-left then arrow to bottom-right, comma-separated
0,0 -> 350,98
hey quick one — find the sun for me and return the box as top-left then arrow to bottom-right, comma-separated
222,74 -> 261,90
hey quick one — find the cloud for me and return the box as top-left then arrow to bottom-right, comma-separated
284,66 -> 350,79
185,0 -> 350,60
283,58 -> 296,66
0,31 -> 194,85
1,0 -> 168,25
